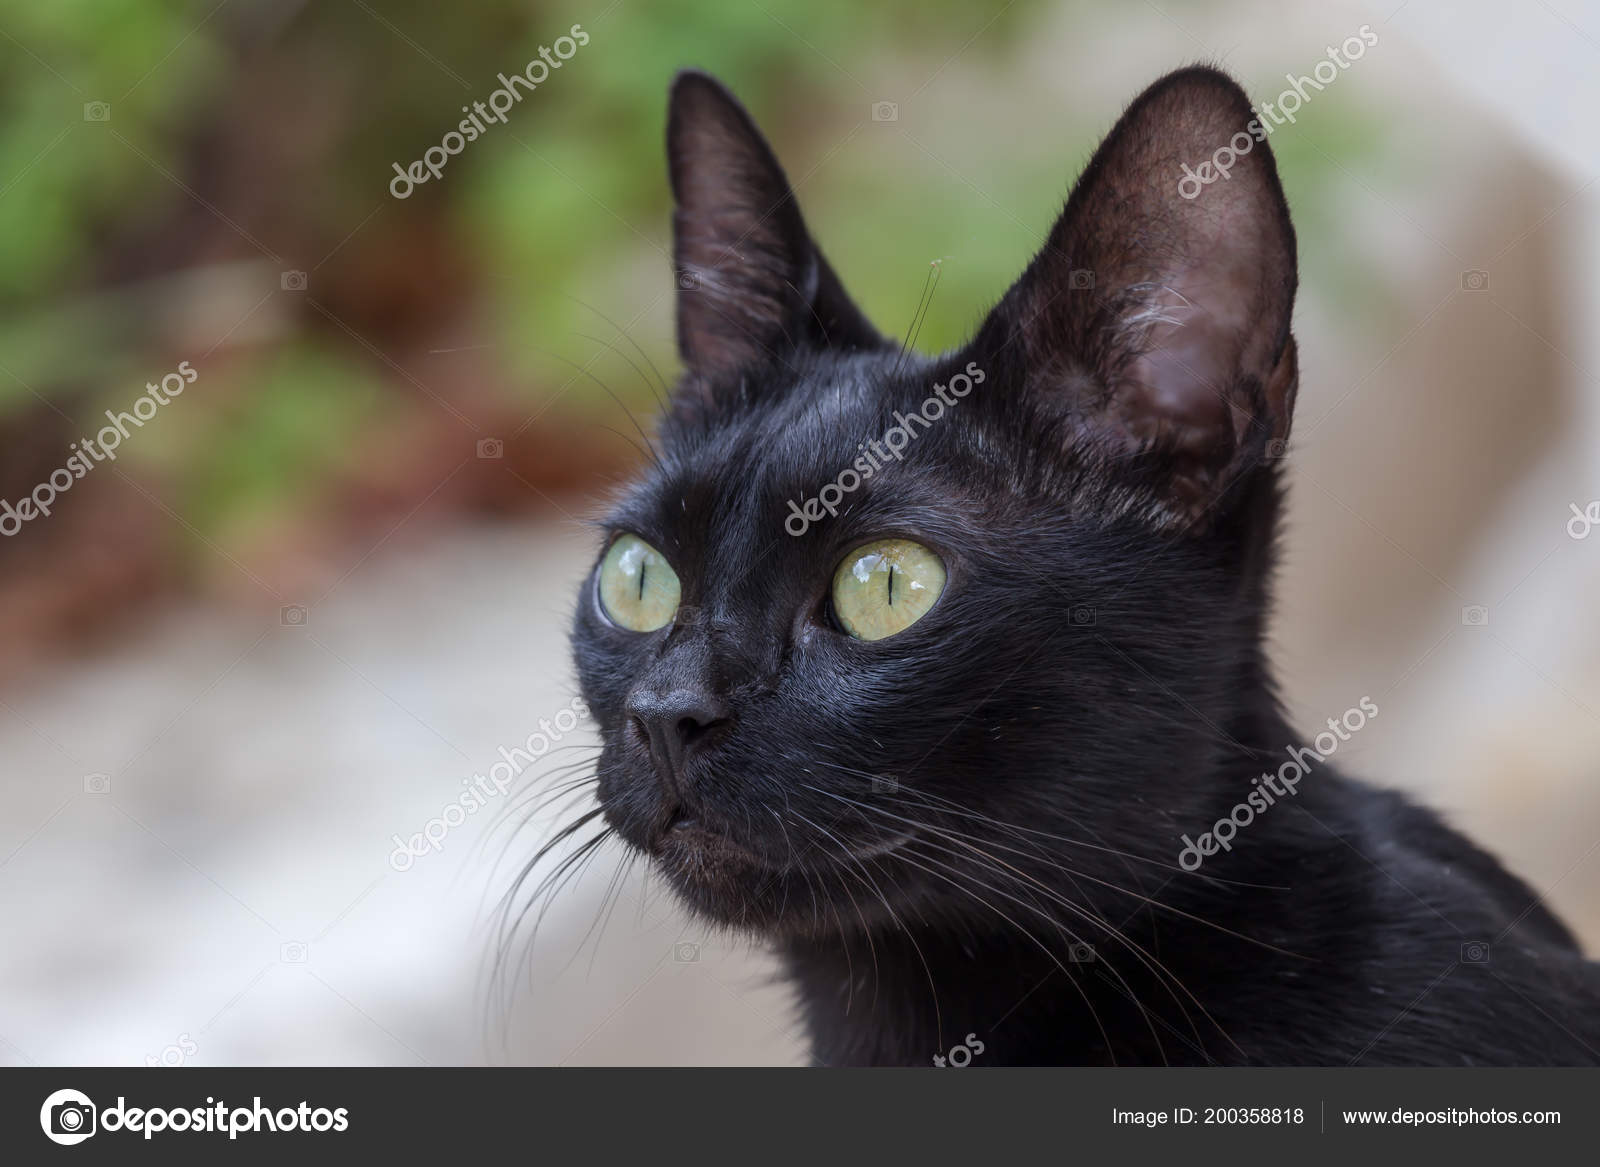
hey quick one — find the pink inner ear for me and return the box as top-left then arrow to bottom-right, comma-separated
1118,269 -> 1256,459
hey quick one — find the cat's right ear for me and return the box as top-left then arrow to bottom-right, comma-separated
667,71 -> 881,382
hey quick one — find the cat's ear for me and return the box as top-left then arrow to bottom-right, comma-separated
971,66 -> 1298,523
667,71 -> 881,380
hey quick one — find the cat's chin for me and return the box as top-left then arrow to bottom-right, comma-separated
645,820 -> 920,936
655,819 -> 773,873
648,820 -> 787,924
627,830 -> 802,935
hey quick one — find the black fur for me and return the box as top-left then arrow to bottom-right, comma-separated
566,66 -> 1600,1065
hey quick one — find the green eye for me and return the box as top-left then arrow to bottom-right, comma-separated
598,534 -> 681,631
832,539 -> 946,641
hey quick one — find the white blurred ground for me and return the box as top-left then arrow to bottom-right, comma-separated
0,522 -> 804,1067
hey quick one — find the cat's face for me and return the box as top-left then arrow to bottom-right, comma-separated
570,68 -> 1298,935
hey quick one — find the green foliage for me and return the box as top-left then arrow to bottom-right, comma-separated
0,0 -> 1391,544
0,1 -> 227,303
176,346 -> 382,539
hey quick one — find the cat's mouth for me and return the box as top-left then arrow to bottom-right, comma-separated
654,812 -> 916,869
655,814 -> 770,866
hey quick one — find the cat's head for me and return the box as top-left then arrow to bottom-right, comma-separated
570,67 -> 1297,935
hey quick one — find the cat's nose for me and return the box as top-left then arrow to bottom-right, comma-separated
626,687 -> 730,794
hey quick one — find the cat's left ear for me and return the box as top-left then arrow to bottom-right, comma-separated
969,66 -> 1299,523
667,71 -> 882,381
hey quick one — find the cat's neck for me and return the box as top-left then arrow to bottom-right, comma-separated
776,707 -> 1353,1067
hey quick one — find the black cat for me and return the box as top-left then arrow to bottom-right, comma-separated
565,66 -> 1600,1065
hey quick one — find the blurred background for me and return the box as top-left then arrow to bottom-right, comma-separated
2,0 -> 1598,1066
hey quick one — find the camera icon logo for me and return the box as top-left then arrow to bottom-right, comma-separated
83,102 -> 111,122
40,1088 -> 97,1145
870,774 -> 900,796
280,941 -> 308,963
1461,941 -> 1490,964
280,604 -> 308,627
672,941 -> 701,963
280,270 -> 308,292
476,437 -> 504,460
83,772 -> 111,795
1068,942 -> 1097,963
1265,438 -> 1290,460
1070,605 -> 1097,627
1068,268 -> 1095,290
1460,605 -> 1489,627
675,269 -> 701,291
871,101 -> 899,122
1461,269 -> 1489,291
